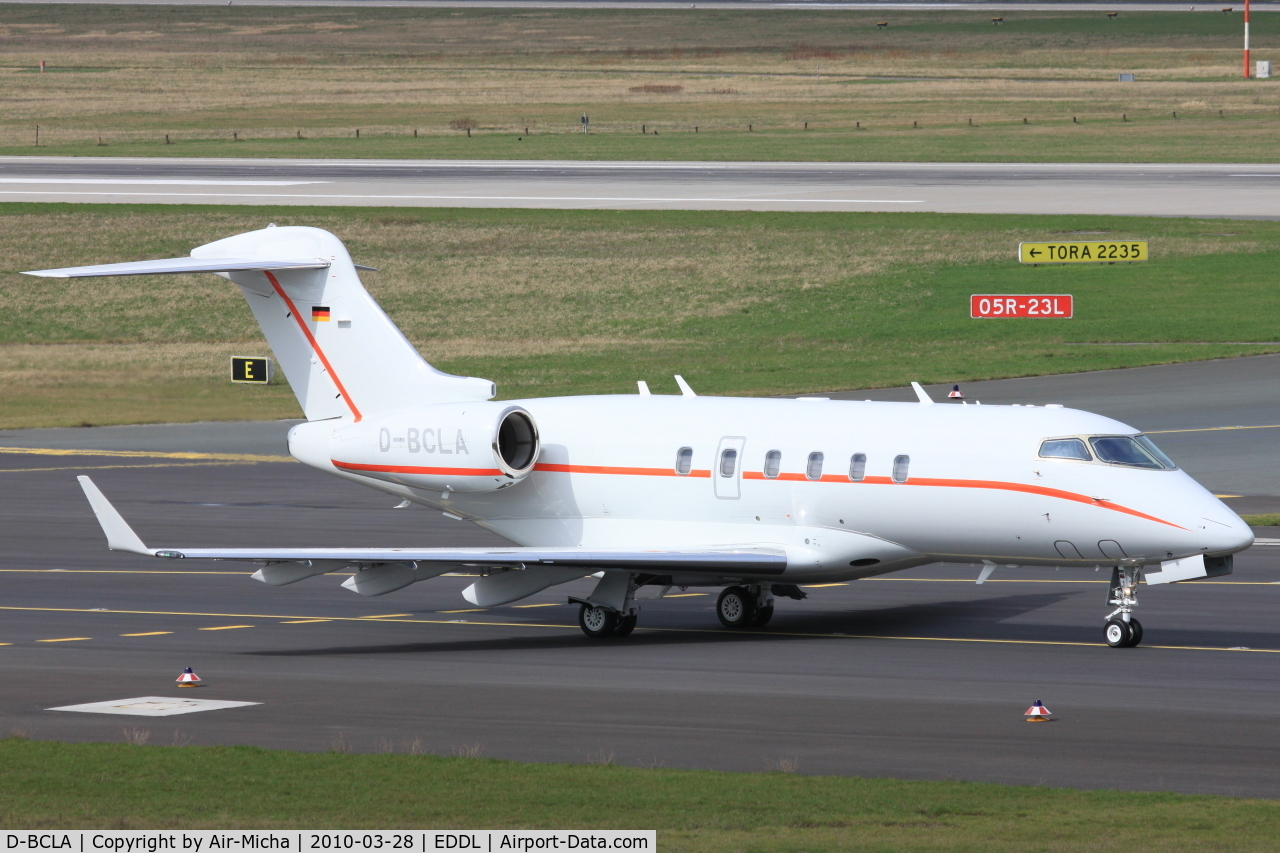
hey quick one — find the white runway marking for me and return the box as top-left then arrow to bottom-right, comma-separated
48,696 -> 261,716
0,178 -> 325,186
0,190 -> 924,203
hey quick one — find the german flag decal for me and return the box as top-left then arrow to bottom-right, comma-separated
311,306 -> 331,322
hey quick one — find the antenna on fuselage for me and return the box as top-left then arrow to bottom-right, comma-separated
911,381 -> 934,405
674,375 -> 697,397
637,380 -> 651,396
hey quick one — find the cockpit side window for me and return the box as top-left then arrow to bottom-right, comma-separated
1089,435 -> 1170,469
1135,435 -> 1178,469
1039,438 -> 1091,461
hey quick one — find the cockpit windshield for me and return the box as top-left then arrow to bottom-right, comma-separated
1090,435 -> 1173,469
1038,434 -> 1177,470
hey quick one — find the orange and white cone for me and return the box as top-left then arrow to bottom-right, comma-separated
1024,700 -> 1052,722
176,667 -> 203,687
948,385 -> 964,398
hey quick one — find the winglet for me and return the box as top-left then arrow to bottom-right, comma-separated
911,382 -> 934,405
76,476 -> 152,555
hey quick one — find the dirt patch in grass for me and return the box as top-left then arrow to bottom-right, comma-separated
1,7 -> 1278,160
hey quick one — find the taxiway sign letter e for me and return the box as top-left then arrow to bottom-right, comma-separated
1019,241 -> 1148,264
230,356 -> 273,384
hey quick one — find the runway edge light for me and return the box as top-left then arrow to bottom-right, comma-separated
176,667 -> 203,687
1025,700 -> 1052,722
948,385 -> 964,398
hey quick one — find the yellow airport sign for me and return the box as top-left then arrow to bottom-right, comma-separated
1019,240 -> 1148,264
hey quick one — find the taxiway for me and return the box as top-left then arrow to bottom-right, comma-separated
1,357 -> 1277,795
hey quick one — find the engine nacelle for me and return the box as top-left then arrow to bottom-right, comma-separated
289,402 -> 539,493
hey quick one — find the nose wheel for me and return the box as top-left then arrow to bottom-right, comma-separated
1103,566 -> 1144,648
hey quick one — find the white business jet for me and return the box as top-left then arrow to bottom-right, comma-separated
26,226 -> 1254,647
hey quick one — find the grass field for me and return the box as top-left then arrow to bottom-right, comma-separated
2,204 -> 1279,428
2,6 -> 1279,161
3,738 -> 1280,850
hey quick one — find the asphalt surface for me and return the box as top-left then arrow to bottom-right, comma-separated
1,356 -> 1279,796
2,1 -> 1273,8
6,158 -> 1280,217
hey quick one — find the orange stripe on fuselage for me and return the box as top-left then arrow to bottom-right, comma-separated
535,463 -> 711,478
534,463 -> 1183,529
264,271 -> 362,423
334,460 -> 503,477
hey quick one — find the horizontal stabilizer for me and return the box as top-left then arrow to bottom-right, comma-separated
22,257 -> 329,279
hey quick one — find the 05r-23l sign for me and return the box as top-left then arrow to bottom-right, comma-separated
1019,241 -> 1147,264
971,294 -> 1073,318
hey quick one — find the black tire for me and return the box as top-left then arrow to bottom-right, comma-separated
1126,618 -> 1143,647
614,613 -> 637,637
579,603 -> 618,638
751,604 -> 775,627
1104,618 -> 1131,648
717,586 -> 756,629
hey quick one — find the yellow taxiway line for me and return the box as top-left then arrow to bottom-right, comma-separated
1,604 -> 1279,655
0,447 -> 294,463
1147,424 -> 1280,435
0,568 -> 1274,585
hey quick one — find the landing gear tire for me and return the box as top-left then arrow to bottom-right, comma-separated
1104,619 -> 1132,648
717,586 -> 756,628
614,613 -> 638,637
579,603 -> 618,638
751,604 -> 774,627
1126,618 -> 1143,647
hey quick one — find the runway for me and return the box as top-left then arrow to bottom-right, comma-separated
3,1 -> 1275,9
5,157 -> 1280,217
1,356 -> 1278,796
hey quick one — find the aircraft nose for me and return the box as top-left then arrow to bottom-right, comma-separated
1201,506 -> 1254,555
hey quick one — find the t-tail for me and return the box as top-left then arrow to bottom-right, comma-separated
22,225 -> 494,421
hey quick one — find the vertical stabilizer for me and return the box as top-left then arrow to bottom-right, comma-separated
193,226 -> 494,421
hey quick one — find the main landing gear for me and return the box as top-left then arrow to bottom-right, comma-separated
716,585 -> 774,629
574,573 -> 640,639
1104,565 -> 1144,648
577,603 -> 637,639
575,577 -> 791,638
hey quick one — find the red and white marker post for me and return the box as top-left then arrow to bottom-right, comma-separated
1025,700 -> 1053,722
176,667 -> 203,687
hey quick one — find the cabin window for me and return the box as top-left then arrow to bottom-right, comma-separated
848,453 -> 867,482
763,450 -> 782,479
719,448 -> 738,478
806,452 -> 824,481
892,454 -> 910,483
675,447 -> 693,475
1039,438 -> 1091,461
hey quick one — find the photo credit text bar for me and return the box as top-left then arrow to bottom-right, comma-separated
4,831 -> 655,853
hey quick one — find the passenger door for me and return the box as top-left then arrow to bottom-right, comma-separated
714,436 -> 746,500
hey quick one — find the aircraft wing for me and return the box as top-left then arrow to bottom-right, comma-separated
77,476 -> 786,574
22,257 -> 330,278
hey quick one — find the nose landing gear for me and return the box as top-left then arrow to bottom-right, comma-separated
1104,565 -> 1144,648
